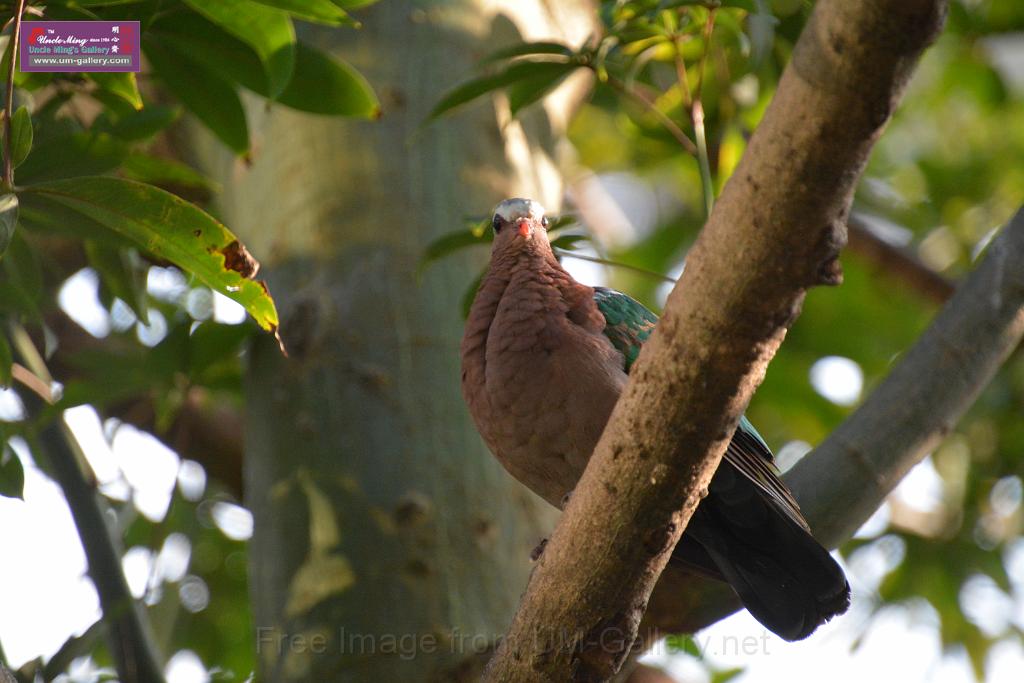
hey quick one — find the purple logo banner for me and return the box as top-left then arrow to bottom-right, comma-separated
20,21 -> 141,73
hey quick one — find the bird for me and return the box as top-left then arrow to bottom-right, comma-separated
460,197 -> 850,641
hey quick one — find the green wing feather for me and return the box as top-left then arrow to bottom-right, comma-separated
592,286 -> 657,371
592,286 -> 809,530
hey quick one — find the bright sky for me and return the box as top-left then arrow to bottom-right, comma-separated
0,253 -> 1021,681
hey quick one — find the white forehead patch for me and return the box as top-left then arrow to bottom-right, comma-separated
493,198 -> 546,223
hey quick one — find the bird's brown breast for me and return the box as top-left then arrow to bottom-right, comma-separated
461,254 -> 626,507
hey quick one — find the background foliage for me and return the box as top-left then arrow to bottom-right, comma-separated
0,0 -> 1022,680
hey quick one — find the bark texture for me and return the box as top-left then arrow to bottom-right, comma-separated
182,2 -> 595,680
636,204 -> 1024,637
789,207 -> 1024,547
485,1 -> 948,680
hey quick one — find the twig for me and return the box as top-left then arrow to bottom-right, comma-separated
692,100 -> 714,218
3,0 -> 26,189
555,249 -> 677,284
691,11 -> 717,217
604,74 -> 698,156
10,331 -> 167,683
846,212 -> 955,304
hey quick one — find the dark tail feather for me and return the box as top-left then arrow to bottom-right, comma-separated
674,466 -> 850,641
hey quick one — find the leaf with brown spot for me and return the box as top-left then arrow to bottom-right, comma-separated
21,176 -> 280,335
218,240 -> 260,279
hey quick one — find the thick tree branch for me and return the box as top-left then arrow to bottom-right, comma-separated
484,1 -> 947,680
789,206 -> 1024,546
638,204 -> 1024,637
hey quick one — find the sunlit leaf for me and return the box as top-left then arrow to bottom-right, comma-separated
90,72 -> 143,110
428,60 -> 578,121
22,177 -> 279,333
480,41 -> 574,65
330,0 -> 378,8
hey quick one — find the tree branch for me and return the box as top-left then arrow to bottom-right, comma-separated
847,212 -> 955,304
637,204 -> 1024,636
484,1 -> 947,680
43,311 -> 245,498
21,392 -> 167,683
789,206 -> 1024,546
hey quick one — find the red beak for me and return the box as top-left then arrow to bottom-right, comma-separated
516,219 -> 531,238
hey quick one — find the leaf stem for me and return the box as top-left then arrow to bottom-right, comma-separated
603,74 -> 698,156
554,248 -> 677,284
3,0 -> 26,190
685,9 -> 718,218
693,99 -> 714,218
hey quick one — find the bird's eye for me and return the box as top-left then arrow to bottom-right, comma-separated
492,215 -> 502,233
541,216 -> 550,229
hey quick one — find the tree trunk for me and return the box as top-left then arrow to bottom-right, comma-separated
181,2 -> 595,680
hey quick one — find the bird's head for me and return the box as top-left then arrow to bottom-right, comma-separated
490,197 -> 552,257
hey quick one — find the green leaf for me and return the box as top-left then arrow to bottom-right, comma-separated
0,231 -> 43,317
85,241 -> 149,324
22,177 -> 279,333
183,0 -> 296,98
507,62 -> 576,117
0,445 -> 24,500
152,15 -> 377,118
189,321 -> 254,377
90,72 -> 143,110
0,334 -> 10,386
330,0 -> 379,8
461,268 -> 486,320
16,132 -> 128,184
249,0 -> 354,25
102,105 -> 181,142
151,12 -> 267,93
144,38 -> 250,155
664,634 -> 702,658
710,667 -> 746,683
480,41 -> 574,65
9,107 -> 33,170
0,193 -> 17,257
721,0 -> 758,10
549,233 -> 590,251
419,229 -> 491,274
18,191 -> 132,246
428,60 -> 577,121
121,153 -> 219,193
277,42 -> 379,117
